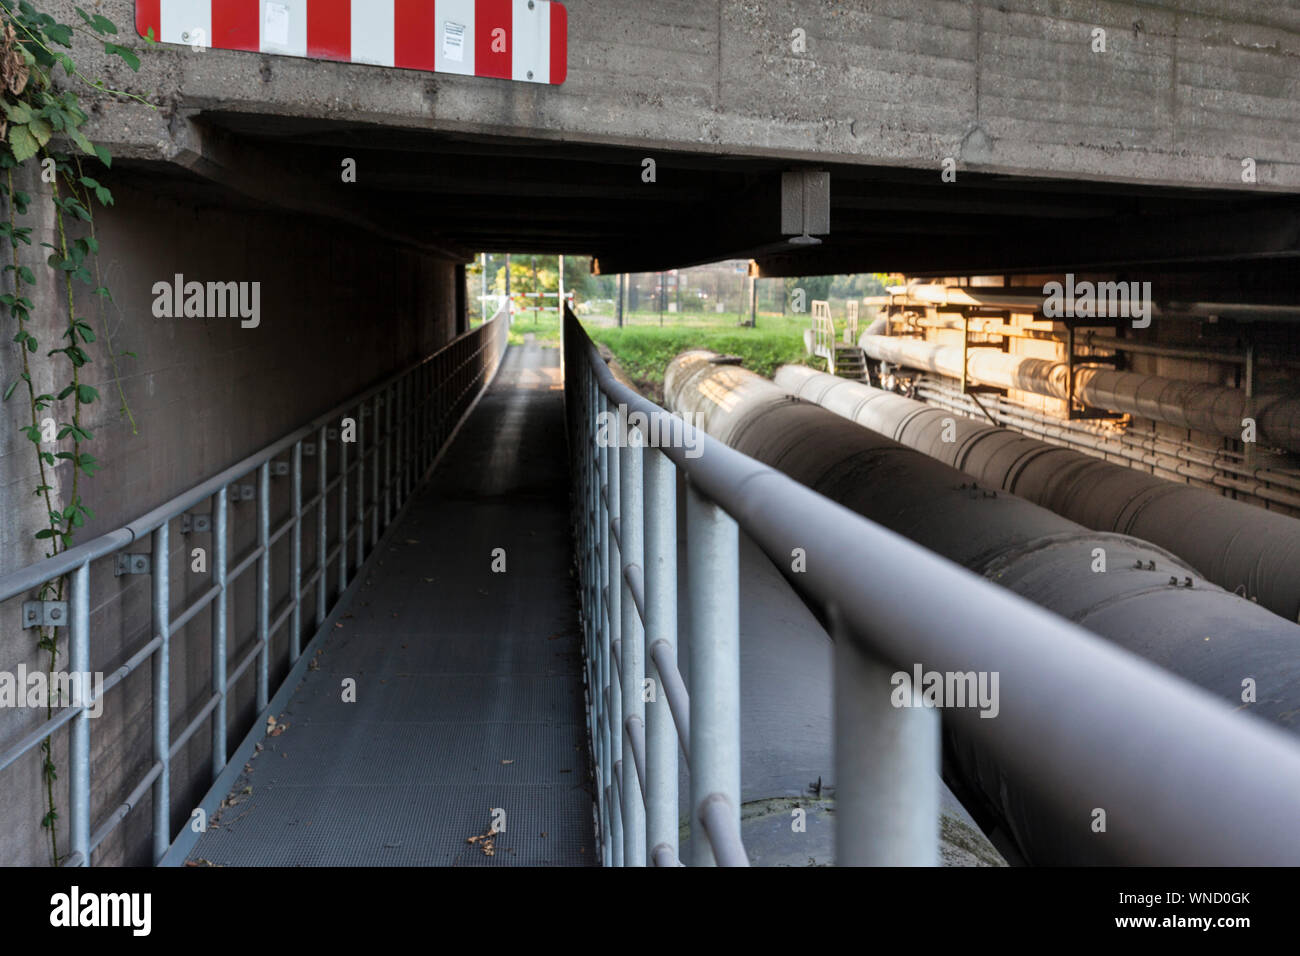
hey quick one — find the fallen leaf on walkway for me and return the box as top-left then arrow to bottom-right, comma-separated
501,759 -> 514,765
467,827 -> 498,857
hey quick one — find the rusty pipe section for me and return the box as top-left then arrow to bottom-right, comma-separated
665,350 -> 1300,862
858,333 -> 1300,454
774,364 -> 1300,624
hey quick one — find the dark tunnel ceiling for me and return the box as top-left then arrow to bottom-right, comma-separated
154,111 -> 1300,300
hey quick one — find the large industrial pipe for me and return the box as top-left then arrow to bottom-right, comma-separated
857,333 -> 1300,454
666,350 -> 1300,863
774,364 -> 1300,624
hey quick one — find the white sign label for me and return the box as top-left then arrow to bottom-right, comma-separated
443,21 -> 466,61
264,3 -> 290,48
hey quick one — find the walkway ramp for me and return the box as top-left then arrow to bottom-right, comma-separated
187,341 -> 596,866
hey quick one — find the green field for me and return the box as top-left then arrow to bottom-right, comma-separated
490,309 -> 825,402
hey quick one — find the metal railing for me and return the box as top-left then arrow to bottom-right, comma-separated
0,308 -> 509,866
811,299 -> 835,362
563,309 -> 1300,866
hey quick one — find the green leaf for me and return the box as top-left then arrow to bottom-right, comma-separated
93,144 -> 111,168
8,125 -> 39,163
27,117 -> 52,147
2,101 -> 33,124
46,24 -> 73,47
2,379 -> 17,401
35,529 -> 56,540
103,43 -> 140,71
76,383 -> 98,404
67,126 -> 95,157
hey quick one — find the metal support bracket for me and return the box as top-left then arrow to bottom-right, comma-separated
303,442 -> 316,456
23,600 -> 68,628
227,483 -> 255,502
180,514 -> 212,534
961,310 -> 1008,398
1065,320 -> 1125,422
271,462 -> 290,477
115,553 -> 151,576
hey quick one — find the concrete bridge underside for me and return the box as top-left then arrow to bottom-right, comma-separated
54,0 -> 1300,294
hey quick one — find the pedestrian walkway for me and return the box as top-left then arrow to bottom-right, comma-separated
188,341 -> 596,866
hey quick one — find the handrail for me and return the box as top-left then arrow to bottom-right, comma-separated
565,308 -> 1300,866
0,307 -> 509,866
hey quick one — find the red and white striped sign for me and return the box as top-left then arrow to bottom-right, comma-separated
136,1 -> 568,84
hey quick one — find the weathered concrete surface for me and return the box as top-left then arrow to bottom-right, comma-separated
59,0 -> 1300,191
0,165 -> 459,866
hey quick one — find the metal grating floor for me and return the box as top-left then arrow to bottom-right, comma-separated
188,341 -> 597,866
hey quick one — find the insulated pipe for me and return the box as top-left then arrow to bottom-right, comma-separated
858,333 -> 1300,454
775,365 -> 1300,623
666,350 -> 1300,862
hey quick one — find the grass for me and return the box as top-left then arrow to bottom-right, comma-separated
585,314 -> 819,402
487,309 -> 824,402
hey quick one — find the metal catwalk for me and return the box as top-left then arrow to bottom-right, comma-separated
187,341 -> 596,866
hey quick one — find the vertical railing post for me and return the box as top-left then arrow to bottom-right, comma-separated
151,523 -> 171,863
371,394 -> 381,548
317,425 -> 328,626
422,364 -> 431,472
357,403 -> 366,568
384,384 -> 394,526
686,480 -> 740,867
397,376 -> 407,506
833,627 -> 940,865
644,443 -> 678,865
596,391 -> 613,868
257,462 -> 271,712
605,395 -> 624,867
406,374 -> 414,498
290,442 -> 303,664
68,560 -> 91,865
619,416 -> 646,866
339,420 -> 349,594
212,488 -> 228,777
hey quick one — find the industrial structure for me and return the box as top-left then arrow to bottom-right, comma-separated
1,1 -> 1300,874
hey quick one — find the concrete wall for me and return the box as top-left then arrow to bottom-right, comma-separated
0,165 -> 459,865
62,0 -> 1300,191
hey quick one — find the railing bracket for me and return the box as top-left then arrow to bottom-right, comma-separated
180,514 -> 212,534
23,600 -> 67,628
115,554 -> 151,576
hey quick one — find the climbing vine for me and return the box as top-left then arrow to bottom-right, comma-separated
0,1 -> 150,865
